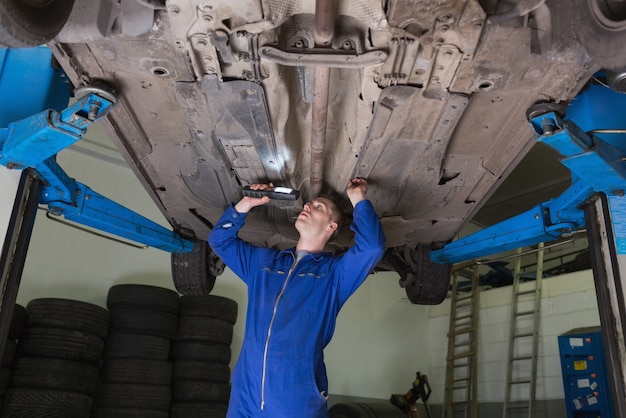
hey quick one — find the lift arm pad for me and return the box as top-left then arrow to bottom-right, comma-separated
0,92 -> 115,169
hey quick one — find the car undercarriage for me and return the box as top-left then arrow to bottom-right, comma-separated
2,0 -> 626,303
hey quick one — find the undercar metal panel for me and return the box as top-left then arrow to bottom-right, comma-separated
45,0 -> 606,254
175,76 -> 286,188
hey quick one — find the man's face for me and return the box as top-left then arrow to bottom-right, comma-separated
295,197 -> 337,237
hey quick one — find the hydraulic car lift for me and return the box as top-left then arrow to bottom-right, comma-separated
2,47 -> 626,412
0,48 -> 194,253
432,81 -> 626,416
0,47 -> 193,361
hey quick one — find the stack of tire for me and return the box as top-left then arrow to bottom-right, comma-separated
329,402 -> 407,418
170,295 -> 237,417
2,298 -> 109,417
0,304 -> 26,407
93,284 -> 179,417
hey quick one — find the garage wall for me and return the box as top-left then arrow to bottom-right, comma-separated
325,272 -> 430,398
426,269 -> 599,406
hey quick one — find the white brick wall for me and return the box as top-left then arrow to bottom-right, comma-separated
426,269 -> 599,404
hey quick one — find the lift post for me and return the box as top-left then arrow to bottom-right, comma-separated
0,47 -> 72,378
584,195 -> 626,416
432,82 -> 626,416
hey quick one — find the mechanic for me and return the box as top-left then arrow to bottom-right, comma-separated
209,177 -> 386,417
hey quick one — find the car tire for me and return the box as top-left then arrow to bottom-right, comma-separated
26,298 -> 110,339
173,361 -> 230,383
179,295 -> 238,324
172,241 -> 223,296
170,402 -> 228,418
0,0 -> 75,47
387,245 -> 452,305
171,340 -> 231,364
108,308 -> 178,339
171,381 -> 230,403
107,284 -> 180,314
95,383 -> 171,411
93,408 -> 169,418
0,366 -> 9,398
573,0 -> 626,69
11,357 -> 99,394
328,402 -> 372,418
2,340 -> 16,368
17,327 -> 103,366
329,402 -> 407,418
101,359 -> 173,385
177,316 -> 233,345
171,294 -> 235,416
1,388 -> 92,417
103,333 -> 171,361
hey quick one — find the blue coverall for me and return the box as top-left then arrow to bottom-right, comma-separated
208,199 -> 386,417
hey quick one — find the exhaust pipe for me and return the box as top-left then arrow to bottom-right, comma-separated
309,0 -> 336,198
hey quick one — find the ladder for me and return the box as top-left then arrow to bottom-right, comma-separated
443,264 -> 480,418
502,243 -> 545,418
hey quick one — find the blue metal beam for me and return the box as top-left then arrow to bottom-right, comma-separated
432,83 -> 626,264
40,179 -> 193,253
0,47 -> 70,127
431,180 -> 590,264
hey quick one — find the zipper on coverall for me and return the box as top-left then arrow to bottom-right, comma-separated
261,253 -> 297,410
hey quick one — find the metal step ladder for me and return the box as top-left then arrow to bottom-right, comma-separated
444,264 -> 480,418
502,243 -> 545,418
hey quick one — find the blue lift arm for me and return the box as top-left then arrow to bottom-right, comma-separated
0,48 -> 193,253
432,84 -> 626,264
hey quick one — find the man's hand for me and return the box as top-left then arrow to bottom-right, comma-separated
234,183 -> 272,213
347,177 -> 368,207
